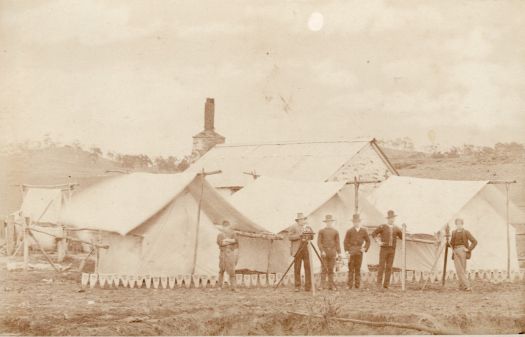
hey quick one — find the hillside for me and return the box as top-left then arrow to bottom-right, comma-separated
0,146 -> 126,217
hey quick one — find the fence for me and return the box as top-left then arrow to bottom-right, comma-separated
81,269 -> 525,289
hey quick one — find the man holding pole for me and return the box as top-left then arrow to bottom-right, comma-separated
372,210 -> 403,289
288,213 -> 314,292
317,214 -> 341,290
448,218 -> 477,291
344,214 -> 370,289
217,220 -> 239,291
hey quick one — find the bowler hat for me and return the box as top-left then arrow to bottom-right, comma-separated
322,214 -> 335,223
352,214 -> 361,223
386,210 -> 397,219
295,212 -> 307,221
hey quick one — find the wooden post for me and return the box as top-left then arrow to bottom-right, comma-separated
354,176 -> 359,214
441,224 -> 450,286
27,230 -> 60,272
307,242 -> 315,296
95,231 -> 102,274
191,169 -> 222,275
486,180 -> 516,279
505,183 -> 510,279
0,218 -> 5,240
6,215 -> 15,255
401,223 -> 406,291
23,216 -> 30,270
192,170 -> 205,275
266,239 -> 273,278
57,226 -> 67,262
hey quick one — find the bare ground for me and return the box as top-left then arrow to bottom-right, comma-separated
1,256 -> 524,335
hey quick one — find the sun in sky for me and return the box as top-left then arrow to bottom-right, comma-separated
307,12 -> 324,32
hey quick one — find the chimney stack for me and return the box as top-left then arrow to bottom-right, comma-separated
190,98 -> 225,163
204,98 -> 215,131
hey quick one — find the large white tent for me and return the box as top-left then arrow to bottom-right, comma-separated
60,172 -> 288,276
366,176 -> 524,272
229,176 -> 386,273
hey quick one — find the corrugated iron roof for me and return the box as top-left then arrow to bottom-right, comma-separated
188,139 -> 391,188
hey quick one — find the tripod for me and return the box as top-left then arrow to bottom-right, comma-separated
273,238 -> 330,291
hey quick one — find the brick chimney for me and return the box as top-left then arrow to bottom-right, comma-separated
191,98 -> 225,162
204,98 -> 215,131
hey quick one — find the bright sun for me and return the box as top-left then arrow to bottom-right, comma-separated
307,12 -> 324,32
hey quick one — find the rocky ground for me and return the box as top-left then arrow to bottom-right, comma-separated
1,255 -> 524,335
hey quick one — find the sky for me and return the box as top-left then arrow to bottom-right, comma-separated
0,0 -> 524,157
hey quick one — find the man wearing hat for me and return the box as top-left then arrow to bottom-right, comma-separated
371,210 -> 403,289
216,220 -> 239,291
317,214 -> 341,290
288,213 -> 314,292
343,214 -> 371,289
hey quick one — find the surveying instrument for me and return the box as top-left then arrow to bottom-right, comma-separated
273,227 -> 329,294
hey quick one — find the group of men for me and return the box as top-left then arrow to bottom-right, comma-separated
215,211 -> 477,292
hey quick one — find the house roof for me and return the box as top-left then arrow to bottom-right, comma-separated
188,138 -> 397,188
366,175 -> 525,234
59,172 -> 266,236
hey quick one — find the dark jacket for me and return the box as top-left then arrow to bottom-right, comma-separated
287,223 -> 314,256
343,227 -> 371,254
317,227 -> 341,257
371,224 -> 403,249
449,229 -> 477,259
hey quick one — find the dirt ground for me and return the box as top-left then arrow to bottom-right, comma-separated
1,255 -> 524,335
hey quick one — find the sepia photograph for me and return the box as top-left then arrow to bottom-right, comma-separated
0,0 -> 524,335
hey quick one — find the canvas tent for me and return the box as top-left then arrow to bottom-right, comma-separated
12,185 -> 73,250
366,176 -> 524,272
229,176 -> 387,273
60,172 -> 288,276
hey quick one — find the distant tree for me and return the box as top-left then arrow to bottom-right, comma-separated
72,140 -> 83,151
460,144 -> 475,156
445,146 -> 460,158
42,133 -> 55,148
495,142 -> 525,156
176,156 -> 191,171
90,146 -> 103,157
480,146 -> 495,156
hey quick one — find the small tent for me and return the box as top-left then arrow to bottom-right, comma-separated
229,176 -> 386,273
60,172 -> 286,276
366,176 -> 524,272
13,185 -> 73,250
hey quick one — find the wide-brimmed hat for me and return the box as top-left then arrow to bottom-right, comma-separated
352,214 -> 361,223
295,212 -> 307,221
322,214 -> 335,223
386,210 -> 397,219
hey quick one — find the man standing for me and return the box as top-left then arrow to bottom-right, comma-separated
449,218 -> 477,291
371,210 -> 403,289
288,213 -> 314,292
344,214 -> 370,289
217,220 -> 239,291
317,214 -> 341,290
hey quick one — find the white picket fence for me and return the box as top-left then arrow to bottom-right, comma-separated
81,269 -> 525,289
